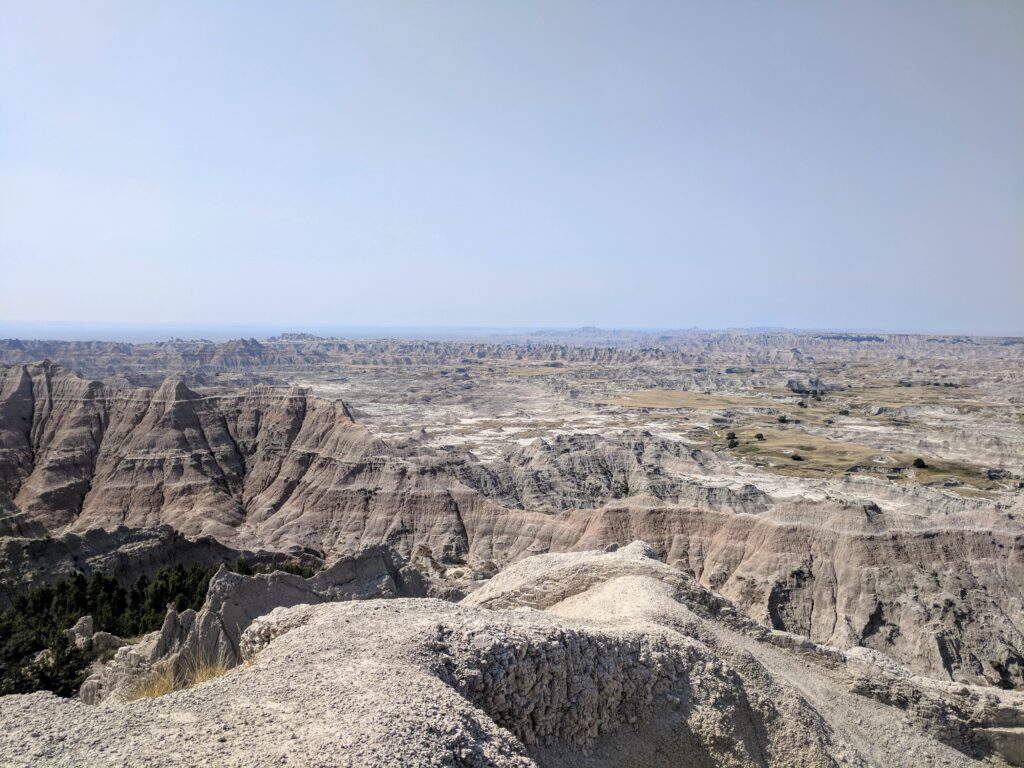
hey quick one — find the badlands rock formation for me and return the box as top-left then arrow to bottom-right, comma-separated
1,332 -> 1021,385
0,362 -> 387,538
3,543 -> 1023,767
1,329 -> 1023,766
1,354 -> 1023,689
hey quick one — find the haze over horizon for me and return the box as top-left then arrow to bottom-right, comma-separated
2,1 -> 1022,335
1,320 -> 1021,346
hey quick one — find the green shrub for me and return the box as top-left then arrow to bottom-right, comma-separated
251,562 -> 316,578
0,559 -> 314,696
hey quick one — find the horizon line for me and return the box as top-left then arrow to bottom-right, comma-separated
1,320 -> 1022,342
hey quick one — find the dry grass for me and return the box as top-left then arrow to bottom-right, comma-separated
842,382 -> 998,410
730,426 -> 995,490
591,380 -> 1006,497
124,664 -> 177,701
595,389 -> 774,410
185,657 -> 229,686
123,654 -> 229,701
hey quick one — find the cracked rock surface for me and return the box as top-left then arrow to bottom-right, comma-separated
3,542 -> 1023,766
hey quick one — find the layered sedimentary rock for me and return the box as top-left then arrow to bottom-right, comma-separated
2,332 -> 1021,383
2,361 -> 1023,690
454,433 -> 770,513
0,362 -> 390,541
458,491 -> 1024,689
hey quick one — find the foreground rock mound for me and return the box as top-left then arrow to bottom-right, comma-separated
80,545 -> 424,704
3,543 -> 1023,766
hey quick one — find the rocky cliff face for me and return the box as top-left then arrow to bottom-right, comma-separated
0,525 -> 292,609
0,362 -> 390,542
455,433 -> 769,513
79,544 -> 425,704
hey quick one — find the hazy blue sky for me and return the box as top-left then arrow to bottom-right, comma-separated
1,1 -> 1021,335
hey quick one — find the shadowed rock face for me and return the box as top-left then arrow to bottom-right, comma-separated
159,544 -> 426,672
0,525 -> 291,610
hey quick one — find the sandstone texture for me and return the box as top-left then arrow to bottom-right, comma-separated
78,545 -> 424,704
3,543 -> 1023,767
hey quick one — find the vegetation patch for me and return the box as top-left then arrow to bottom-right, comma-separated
595,389 -> 776,410
124,655 -> 229,701
730,427 -> 998,490
124,664 -> 177,701
0,560 -> 314,697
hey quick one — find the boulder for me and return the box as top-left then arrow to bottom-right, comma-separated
65,616 -> 94,649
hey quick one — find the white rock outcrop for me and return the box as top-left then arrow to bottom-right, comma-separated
79,545 -> 424,704
3,542 -> 1024,766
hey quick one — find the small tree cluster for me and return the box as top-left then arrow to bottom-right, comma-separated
0,560 -> 315,697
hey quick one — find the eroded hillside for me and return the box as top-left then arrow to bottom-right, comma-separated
1,331 -> 1022,694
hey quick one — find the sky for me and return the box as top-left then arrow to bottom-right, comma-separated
1,1 -> 1022,336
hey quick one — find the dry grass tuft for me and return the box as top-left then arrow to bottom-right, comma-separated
124,653 -> 229,701
184,656 -> 229,686
124,665 -> 177,701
